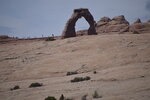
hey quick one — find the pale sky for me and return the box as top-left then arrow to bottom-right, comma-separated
0,0 -> 150,38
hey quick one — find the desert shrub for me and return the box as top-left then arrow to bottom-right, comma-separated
133,31 -> 140,34
59,94 -> 64,100
92,91 -> 102,98
10,85 -> 20,91
81,95 -> 87,100
45,96 -> 57,100
29,82 -> 43,88
71,76 -> 91,83
84,76 -> 91,80
46,37 -> 56,41
93,71 -> 97,74
66,71 -> 78,76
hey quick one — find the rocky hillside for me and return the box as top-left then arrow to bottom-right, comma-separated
0,33 -> 150,100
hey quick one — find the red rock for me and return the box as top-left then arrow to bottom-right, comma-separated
133,18 -> 142,24
62,8 -> 97,38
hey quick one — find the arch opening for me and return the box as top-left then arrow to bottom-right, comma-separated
62,8 -> 97,38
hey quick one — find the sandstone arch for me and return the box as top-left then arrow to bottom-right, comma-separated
62,8 -> 97,38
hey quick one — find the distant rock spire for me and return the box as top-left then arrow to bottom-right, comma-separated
133,18 -> 141,24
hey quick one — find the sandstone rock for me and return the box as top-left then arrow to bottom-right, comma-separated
129,22 -> 150,33
62,8 -> 97,38
109,15 -> 129,25
96,15 -> 129,33
133,18 -> 142,24
96,17 -> 111,27
76,30 -> 88,36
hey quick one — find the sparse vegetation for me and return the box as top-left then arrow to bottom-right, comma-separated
81,95 -> 87,100
45,96 -> 57,100
92,91 -> 102,98
93,71 -> 97,74
66,71 -> 78,76
133,31 -> 140,34
46,37 -> 56,41
29,82 -> 43,88
10,85 -> 20,91
59,94 -> 64,100
71,76 -> 91,83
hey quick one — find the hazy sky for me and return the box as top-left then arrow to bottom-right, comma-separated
0,0 -> 150,38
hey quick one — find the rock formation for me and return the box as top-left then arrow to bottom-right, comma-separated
96,15 -> 129,33
96,17 -> 111,27
62,9 -> 150,37
62,8 -> 97,38
129,19 -> 150,33
133,18 -> 142,24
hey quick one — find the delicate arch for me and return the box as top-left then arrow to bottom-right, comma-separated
62,8 -> 97,38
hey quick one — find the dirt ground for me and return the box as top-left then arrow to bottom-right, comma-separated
0,33 -> 150,100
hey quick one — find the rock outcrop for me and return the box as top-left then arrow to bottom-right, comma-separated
129,19 -> 150,33
96,17 -> 111,27
62,8 -> 97,38
133,18 -> 142,24
77,16 -> 150,35
96,15 -> 129,33
62,9 -> 150,37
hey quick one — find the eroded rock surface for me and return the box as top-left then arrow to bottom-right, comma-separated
129,18 -> 150,33
62,8 -> 97,38
96,15 -> 129,33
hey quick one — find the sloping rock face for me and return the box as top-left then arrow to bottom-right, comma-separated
96,15 -> 129,33
129,19 -> 150,33
62,8 -> 97,38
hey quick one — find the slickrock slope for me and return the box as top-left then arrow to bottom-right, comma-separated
0,33 -> 150,100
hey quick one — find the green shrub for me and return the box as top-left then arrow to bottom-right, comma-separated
46,37 -> 56,41
10,85 -> 20,91
92,91 -> 102,98
66,71 -> 78,76
45,96 -> 57,100
71,76 -> 91,83
29,82 -> 43,88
